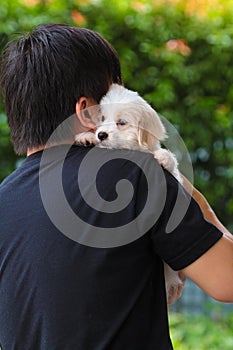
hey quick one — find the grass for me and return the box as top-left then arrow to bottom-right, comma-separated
169,312 -> 233,350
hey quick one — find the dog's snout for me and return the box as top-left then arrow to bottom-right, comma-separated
98,131 -> 108,141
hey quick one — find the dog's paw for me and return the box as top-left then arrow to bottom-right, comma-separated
166,280 -> 185,305
153,149 -> 177,171
75,132 -> 97,146
164,263 -> 185,305
153,149 -> 182,183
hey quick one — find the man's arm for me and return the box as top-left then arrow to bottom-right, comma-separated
181,175 -> 233,303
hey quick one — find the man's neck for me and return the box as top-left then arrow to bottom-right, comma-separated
27,146 -> 45,156
27,140 -> 77,156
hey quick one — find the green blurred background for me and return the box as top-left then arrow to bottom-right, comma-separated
0,0 -> 233,348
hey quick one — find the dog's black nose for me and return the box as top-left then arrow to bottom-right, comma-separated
98,131 -> 108,141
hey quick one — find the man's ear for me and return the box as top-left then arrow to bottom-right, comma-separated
76,97 -> 97,130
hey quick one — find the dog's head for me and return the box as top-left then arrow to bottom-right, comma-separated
95,84 -> 167,152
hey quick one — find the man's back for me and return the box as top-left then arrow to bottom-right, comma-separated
0,145 -> 174,350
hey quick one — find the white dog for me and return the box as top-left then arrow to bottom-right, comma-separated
75,84 -> 183,303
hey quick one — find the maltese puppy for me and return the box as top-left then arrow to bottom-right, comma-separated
75,84 -> 183,303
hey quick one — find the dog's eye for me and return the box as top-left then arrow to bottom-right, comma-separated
116,119 -> 127,126
101,115 -> 105,122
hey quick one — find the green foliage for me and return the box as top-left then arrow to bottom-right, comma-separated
0,113 -> 18,180
0,0 -> 233,229
169,312 -> 233,350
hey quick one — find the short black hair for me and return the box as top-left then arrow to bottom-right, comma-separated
0,24 -> 122,154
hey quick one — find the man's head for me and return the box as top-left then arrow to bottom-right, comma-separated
0,24 -> 122,154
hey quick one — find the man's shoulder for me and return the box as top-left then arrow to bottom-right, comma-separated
75,146 -> 160,169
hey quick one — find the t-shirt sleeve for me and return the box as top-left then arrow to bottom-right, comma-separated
151,169 -> 223,271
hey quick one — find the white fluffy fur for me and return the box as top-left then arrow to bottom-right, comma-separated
75,84 -> 183,303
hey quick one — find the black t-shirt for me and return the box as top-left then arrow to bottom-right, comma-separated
0,145 -> 222,350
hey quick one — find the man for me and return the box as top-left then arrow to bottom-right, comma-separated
0,24 -> 232,350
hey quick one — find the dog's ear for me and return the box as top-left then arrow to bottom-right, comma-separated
138,104 -> 167,152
